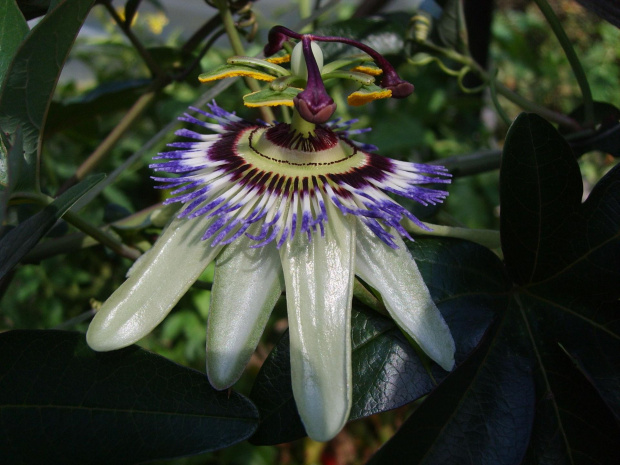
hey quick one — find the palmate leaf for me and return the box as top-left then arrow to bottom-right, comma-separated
517,293 -> 620,464
370,113 -> 620,464
0,0 -> 95,191
502,113 -> 620,298
0,330 -> 259,465
368,303 -> 535,465
249,238 -> 509,445
500,113 -> 583,285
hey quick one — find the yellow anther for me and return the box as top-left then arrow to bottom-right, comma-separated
199,69 -> 276,83
351,65 -> 383,76
347,89 -> 392,106
266,54 -> 291,64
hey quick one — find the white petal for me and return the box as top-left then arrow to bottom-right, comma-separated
207,236 -> 284,389
87,217 -> 222,351
354,221 -> 455,371
279,202 -> 356,442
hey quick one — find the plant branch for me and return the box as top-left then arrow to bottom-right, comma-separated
533,0 -> 594,126
404,219 -> 501,250
60,210 -> 142,260
11,192 -> 142,261
182,14 -> 222,54
56,91 -> 156,195
214,0 -> 275,122
103,0 -> 166,79
431,149 -> 502,177
417,41 -> 582,131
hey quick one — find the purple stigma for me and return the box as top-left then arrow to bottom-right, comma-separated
264,26 -> 295,56
293,36 -> 337,124
264,26 -> 414,99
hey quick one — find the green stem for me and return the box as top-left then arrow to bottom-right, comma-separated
533,0 -> 594,126
24,232 -> 99,263
60,210 -> 142,260
403,219 -> 501,250
494,80 -> 580,130
432,149 -> 502,177
418,41 -> 582,131
215,0 -> 275,122
299,0 -> 312,19
488,67 -> 512,126
58,91 -> 156,195
103,1 -> 165,79
353,279 -> 388,315
11,192 -> 142,261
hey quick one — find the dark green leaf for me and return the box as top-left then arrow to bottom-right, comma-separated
437,0 -> 469,53
0,0 -> 95,191
518,293 -> 620,464
0,174 -> 103,279
0,0 -> 29,85
533,162 -> 620,299
247,329 -> 303,445
0,330 -> 259,464
497,112 -> 620,463
503,114 -> 620,299
315,13 -> 410,60
250,238 -> 508,445
500,113 -> 582,285
563,102 -> 620,158
368,303 -> 535,465
561,302 -> 620,421
45,79 -> 151,136
368,112 -> 620,462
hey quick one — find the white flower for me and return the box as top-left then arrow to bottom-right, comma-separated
86,103 -> 455,441
87,27 -> 456,441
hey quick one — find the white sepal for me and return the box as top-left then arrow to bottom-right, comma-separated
279,202 -> 356,442
207,236 -> 284,390
87,216 -> 222,351
354,221 -> 455,371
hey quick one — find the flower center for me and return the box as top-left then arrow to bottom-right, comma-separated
265,124 -> 339,151
244,125 -> 358,175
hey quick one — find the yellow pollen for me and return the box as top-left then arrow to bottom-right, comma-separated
266,54 -> 291,64
199,70 -> 276,83
347,89 -> 392,106
243,92 -> 295,107
351,65 -> 383,76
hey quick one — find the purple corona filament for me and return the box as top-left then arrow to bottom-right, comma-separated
151,102 -> 451,250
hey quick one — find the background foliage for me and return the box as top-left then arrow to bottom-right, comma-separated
1,0 -> 619,463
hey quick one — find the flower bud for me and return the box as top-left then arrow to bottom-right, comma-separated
291,41 -> 324,79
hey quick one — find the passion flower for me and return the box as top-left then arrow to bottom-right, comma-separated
87,27 -> 455,442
